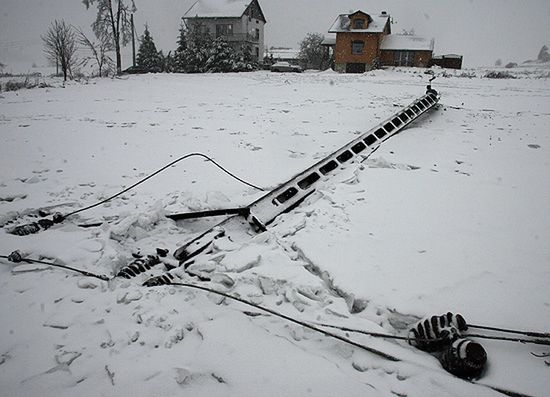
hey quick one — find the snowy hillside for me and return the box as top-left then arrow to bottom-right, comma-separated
1,68 -> 549,397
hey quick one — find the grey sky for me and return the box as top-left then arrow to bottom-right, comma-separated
1,0 -> 549,70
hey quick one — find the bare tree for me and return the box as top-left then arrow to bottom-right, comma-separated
76,27 -> 114,77
82,0 -> 136,75
42,20 -> 78,81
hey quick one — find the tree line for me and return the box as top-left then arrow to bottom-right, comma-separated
42,18 -> 260,80
133,22 -> 258,74
41,0 -> 330,81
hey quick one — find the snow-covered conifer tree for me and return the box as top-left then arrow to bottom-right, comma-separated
182,20 -> 213,73
136,25 -> 162,73
205,37 -> 235,72
174,22 -> 188,72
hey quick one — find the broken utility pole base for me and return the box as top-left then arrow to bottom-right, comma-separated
169,85 -> 440,269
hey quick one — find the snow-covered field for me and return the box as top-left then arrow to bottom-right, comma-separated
1,68 -> 549,397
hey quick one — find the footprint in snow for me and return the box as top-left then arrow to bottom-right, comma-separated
0,193 -> 27,202
0,352 -> 11,366
17,175 -> 41,184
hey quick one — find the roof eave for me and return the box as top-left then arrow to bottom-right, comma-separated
184,15 -> 241,19
183,0 -> 266,23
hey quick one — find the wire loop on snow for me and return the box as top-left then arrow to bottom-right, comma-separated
4,152 -> 264,237
63,152 -> 266,219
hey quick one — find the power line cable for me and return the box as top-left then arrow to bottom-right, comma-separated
168,281 -> 401,361
0,253 -> 109,281
60,152 -> 266,219
317,323 -> 550,347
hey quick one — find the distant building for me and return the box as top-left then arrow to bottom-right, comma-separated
183,0 -> 266,62
431,54 -> 463,69
264,47 -> 300,64
325,10 -> 435,73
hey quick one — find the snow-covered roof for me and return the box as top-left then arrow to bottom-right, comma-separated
321,35 -> 336,46
266,47 -> 299,60
442,54 -> 463,59
184,0 -> 253,19
380,35 -> 434,52
328,12 -> 390,33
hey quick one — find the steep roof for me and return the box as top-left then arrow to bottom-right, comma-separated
184,0 -> 266,22
328,11 -> 390,33
380,35 -> 434,51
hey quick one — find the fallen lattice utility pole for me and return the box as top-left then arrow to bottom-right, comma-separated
170,86 -> 440,262
139,84 -> 440,287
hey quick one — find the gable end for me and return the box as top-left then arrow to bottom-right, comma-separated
246,0 -> 266,23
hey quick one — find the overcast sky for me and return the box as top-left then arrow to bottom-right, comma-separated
1,0 -> 550,70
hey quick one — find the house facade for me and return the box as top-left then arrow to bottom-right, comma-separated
183,0 -> 266,62
380,34 -> 434,68
327,10 -> 434,73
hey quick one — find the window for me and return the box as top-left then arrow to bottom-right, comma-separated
255,28 -> 260,40
216,24 -> 233,37
353,19 -> 365,29
394,51 -> 415,66
352,41 -> 364,55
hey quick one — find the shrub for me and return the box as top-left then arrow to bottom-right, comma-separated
2,76 -> 52,92
484,71 -> 516,79
4,80 -> 29,91
457,71 -> 476,78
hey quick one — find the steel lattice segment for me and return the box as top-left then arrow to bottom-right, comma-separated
174,89 -> 440,263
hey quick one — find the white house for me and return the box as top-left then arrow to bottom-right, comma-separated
183,0 -> 267,62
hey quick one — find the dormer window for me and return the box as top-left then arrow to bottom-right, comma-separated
354,19 -> 365,29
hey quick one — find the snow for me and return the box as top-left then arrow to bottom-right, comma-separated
321,35 -> 336,47
1,67 -> 550,397
329,13 -> 390,34
380,35 -> 435,51
184,0 -> 251,19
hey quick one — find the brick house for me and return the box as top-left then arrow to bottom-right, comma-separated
327,10 -> 434,73
183,0 -> 266,62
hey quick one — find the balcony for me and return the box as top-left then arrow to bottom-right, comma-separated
218,33 -> 259,44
